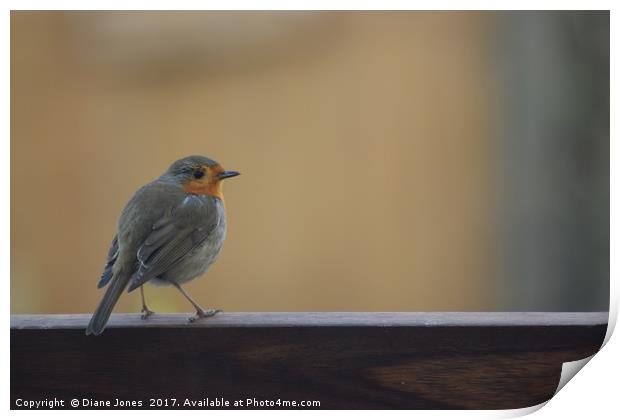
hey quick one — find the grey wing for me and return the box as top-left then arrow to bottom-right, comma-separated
97,235 -> 119,288
127,199 -> 221,292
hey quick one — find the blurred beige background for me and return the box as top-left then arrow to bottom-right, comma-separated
11,11 -> 496,314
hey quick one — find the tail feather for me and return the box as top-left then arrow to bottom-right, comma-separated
86,272 -> 129,335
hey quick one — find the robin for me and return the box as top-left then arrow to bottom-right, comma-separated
86,155 -> 240,335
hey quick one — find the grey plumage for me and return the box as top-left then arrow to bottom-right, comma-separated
129,193 -> 224,291
86,156 -> 232,336
97,235 -> 118,289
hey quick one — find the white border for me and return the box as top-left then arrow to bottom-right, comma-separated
3,3 -> 616,419
1,1 -> 616,11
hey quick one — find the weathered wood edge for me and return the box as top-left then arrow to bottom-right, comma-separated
11,312 -> 609,409
10,312 -> 610,330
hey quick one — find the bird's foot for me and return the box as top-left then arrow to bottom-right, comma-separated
189,308 -> 222,323
141,307 -> 155,320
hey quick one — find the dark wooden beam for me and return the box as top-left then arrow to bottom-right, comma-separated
11,312 -> 608,409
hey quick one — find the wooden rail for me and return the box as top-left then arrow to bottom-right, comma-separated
11,312 -> 608,409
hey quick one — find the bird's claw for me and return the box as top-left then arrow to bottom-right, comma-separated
188,309 -> 222,323
140,308 -> 155,320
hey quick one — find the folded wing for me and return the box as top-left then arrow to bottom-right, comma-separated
127,197 -> 221,292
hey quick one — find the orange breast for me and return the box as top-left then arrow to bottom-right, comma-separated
183,179 -> 224,201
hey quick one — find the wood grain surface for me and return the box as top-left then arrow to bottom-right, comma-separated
11,312 -> 608,409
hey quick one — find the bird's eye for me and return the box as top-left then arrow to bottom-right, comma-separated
193,169 -> 205,180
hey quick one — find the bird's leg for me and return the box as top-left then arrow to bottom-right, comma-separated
171,282 -> 221,322
140,285 -> 155,320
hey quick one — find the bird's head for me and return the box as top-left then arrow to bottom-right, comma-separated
164,155 -> 240,200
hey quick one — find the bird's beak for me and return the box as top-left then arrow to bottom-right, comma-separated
218,170 -> 241,180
